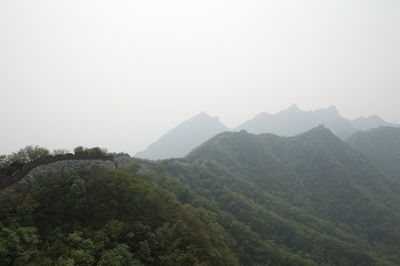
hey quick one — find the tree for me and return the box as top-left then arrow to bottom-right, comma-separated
73,146 -> 84,155
98,244 -> 140,266
53,149 -> 69,155
7,145 -> 50,164
74,146 -> 107,155
0,155 -> 7,169
0,155 -> 8,178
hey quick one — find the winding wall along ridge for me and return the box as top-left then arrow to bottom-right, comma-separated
0,153 -> 114,190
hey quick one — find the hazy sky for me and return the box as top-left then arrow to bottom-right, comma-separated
1,0 -> 399,154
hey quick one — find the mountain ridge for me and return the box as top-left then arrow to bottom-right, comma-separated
136,112 -> 228,160
136,106 -> 398,160
136,125 -> 400,265
347,126 -> 400,179
3,125 -> 400,265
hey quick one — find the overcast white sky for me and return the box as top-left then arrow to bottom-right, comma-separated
1,0 -> 399,154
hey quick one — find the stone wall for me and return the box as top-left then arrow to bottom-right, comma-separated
0,154 -> 115,190
27,159 -> 115,179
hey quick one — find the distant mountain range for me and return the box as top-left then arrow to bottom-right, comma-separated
136,105 -> 398,159
135,112 -> 228,160
4,124 -> 400,265
236,104 -> 399,137
137,125 -> 400,265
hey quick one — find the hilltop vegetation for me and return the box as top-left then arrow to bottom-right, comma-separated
0,169 -> 239,266
0,146 -> 110,187
0,146 -> 50,178
2,126 -> 400,265
136,126 -> 400,265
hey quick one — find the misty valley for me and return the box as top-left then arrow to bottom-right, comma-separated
1,107 -> 400,266
2,1 -> 400,265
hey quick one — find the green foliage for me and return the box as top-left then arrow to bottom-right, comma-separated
5,146 -> 50,165
0,146 -> 50,177
0,155 -> 7,169
3,127 -> 400,265
73,146 -> 84,154
0,226 -> 40,265
10,145 -> 50,163
73,146 -> 107,156
136,127 -> 400,265
0,169 -> 239,265
98,244 -> 140,266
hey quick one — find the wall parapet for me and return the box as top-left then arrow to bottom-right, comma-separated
0,153 -> 114,190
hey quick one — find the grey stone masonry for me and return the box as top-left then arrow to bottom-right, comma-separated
27,159 -> 115,179
0,154 -> 115,190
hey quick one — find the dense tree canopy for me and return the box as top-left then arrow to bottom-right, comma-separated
2,127 -> 400,265
0,169 -> 240,266
136,127 -> 400,265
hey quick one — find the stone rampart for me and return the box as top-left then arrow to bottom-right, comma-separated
0,154 -> 115,190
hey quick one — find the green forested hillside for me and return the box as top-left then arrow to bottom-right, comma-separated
347,126 -> 400,179
136,126 -> 400,265
2,127 -> 400,265
0,169 -> 240,265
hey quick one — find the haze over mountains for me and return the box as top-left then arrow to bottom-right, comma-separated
136,112 -> 228,160
135,125 -> 400,265
136,105 -> 398,160
2,1 -> 400,264
3,122 -> 400,265
347,126 -> 400,178
3,119 -> 400,265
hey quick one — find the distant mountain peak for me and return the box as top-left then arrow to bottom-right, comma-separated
135,112 -> 228,160
236,105 -> 353,136
137,106 -> 399,161
287,104 -> 301,111
326,105 -> 339,113
350,114 -> 397,131
365,115 -> 384,122
192,112 -> 222,122
295,124 -> 336,139
314,105 -> 341,116
195,111 -> 208,116
194,112 -> 212,118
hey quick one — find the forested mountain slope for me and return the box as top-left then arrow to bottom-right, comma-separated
0,169 -> 241,265
347,126 -> 400,179
137,126 -> 400,265
2,127 -> 400,265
